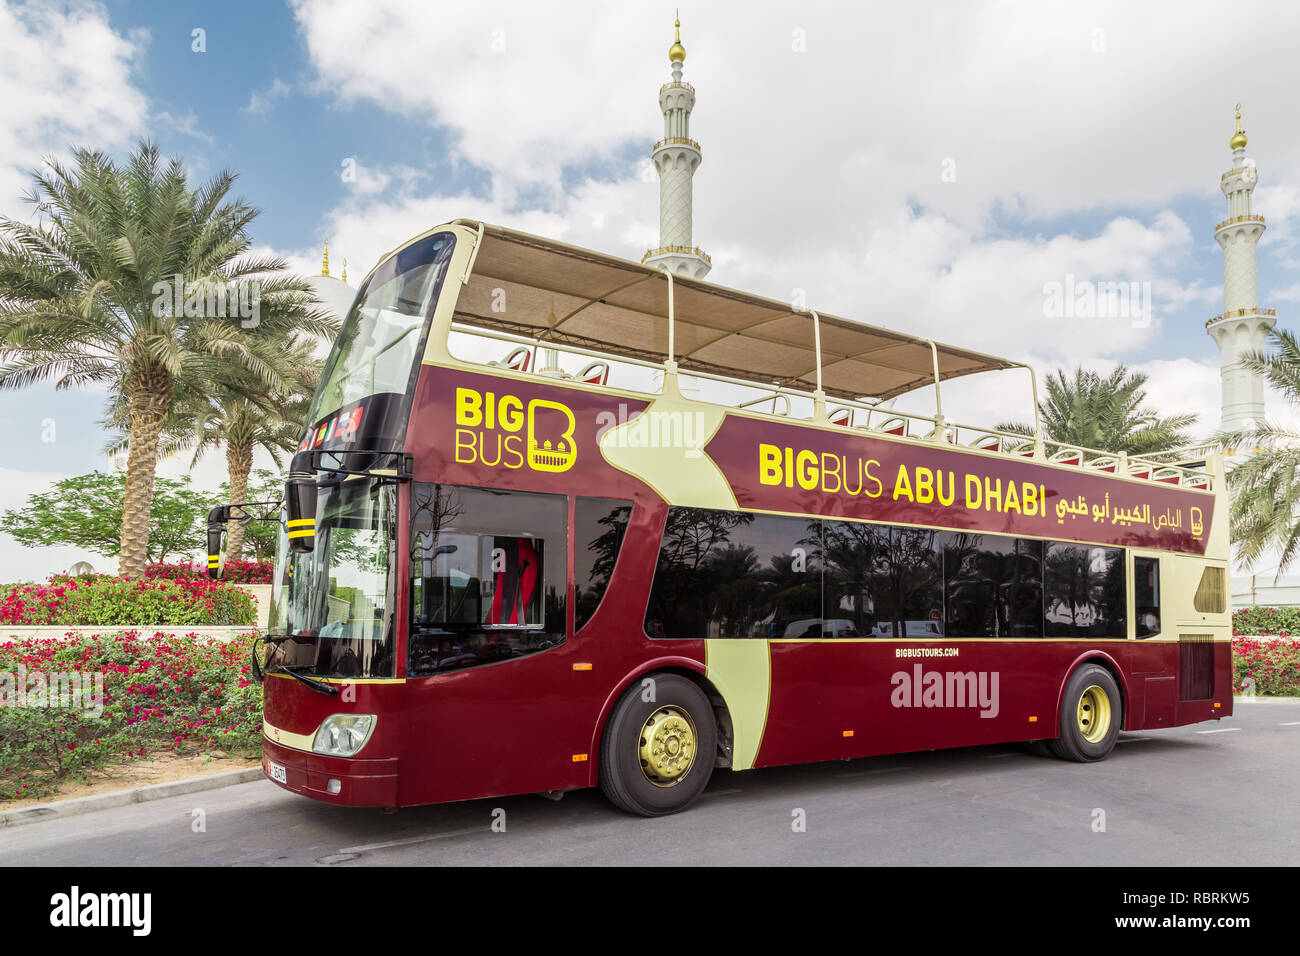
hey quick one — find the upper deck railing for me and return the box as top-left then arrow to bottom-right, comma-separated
447,321 -> 1216,492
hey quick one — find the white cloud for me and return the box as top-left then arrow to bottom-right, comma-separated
0,1 -> 147,219
153,109 -> 215,147
243,77 -> 291,115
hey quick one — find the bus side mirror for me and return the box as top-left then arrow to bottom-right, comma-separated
206,507 -> 226,579
286,451 -> 318,554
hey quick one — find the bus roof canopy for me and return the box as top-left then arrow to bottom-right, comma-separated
452,220 -> 1020,402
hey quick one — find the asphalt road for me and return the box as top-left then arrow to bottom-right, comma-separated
3,699 -> 1297,866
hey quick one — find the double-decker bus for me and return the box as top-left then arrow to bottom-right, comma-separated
214,220 -> 1232,817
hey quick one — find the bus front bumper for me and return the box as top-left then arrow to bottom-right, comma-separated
262,736 -> 399,808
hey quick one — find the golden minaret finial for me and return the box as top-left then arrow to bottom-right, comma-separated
1230,103 -> 1248,150
669,11 -> 686,62
341,258 -> 347,283
321,237 -> 330,277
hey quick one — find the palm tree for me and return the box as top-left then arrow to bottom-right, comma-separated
1219,327 -> 1300,571
103,335 -> 323,562
0,142 -> 336,577
998,365 -> 1195,454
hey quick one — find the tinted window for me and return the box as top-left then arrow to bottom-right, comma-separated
1044,543 -> 1126,637
645,508 -> 820,639
1135,556 -> 1161,638
408,484 -> 566,673
822,523 -> 943,638
944,534 -> 1043,638
574,498 -> 633,633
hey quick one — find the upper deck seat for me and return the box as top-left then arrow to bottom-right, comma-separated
1050,448 -> 1084,466
487,345 -> 531,373
578,360 -> 610,386
877,417 -> 908,437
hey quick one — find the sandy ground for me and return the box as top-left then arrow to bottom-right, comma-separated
1,752 -> 262,811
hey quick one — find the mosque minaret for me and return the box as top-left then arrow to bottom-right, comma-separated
643,16 -> 711,279
1207,105 -> 1277,436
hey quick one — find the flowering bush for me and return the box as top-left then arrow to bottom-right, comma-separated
1232,606 -> 1300,636
145,560 -> 273,585
0,631 -> 262,800
0,575 -> 256,626
1232,637 -> 1300,696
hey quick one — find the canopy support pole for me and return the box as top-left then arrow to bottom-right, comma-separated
810,310 -> 827,422
1026,364 -> 1045,458
928,340 -> 947,442
661,268 -> 680,397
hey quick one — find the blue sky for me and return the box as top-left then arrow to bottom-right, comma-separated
0,0 -> 1297,579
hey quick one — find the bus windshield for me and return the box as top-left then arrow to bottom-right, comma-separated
269,479 -> 398,678
305,231 -> 456,431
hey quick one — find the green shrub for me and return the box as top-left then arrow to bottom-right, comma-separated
1232,606 -> 1300,636
0,631 -> 262,801
1233,637 -> 1300,696
0,576 -> 255,626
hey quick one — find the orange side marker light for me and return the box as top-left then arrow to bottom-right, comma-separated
572,663 -> 592,671
842,730 -> 854,738
572,754 -> 588,762
1028,716 -> 1038,723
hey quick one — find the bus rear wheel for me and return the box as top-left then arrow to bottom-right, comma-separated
1049,664 -> 1122,762
599,673 -> 717,816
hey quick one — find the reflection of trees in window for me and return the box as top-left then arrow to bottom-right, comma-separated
818,523 -> 942,638
1045,543 -> 1124,637
819,520 -> 883,636
760,534 -> 822,638
945,534 -> 1042,638
645,508 -> 753,638
646,508 -> 825,639
574,500 -> 633,632
705,544 -> 763,637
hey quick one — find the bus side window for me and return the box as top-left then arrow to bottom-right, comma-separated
1134,556 -> 1161,639
574,498 -> 633,634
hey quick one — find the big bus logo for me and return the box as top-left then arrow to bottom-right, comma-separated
454,387 -> 577,473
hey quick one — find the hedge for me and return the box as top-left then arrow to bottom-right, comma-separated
145,560 -> 273,585
0,631 -> 261,801
1232,605 -> 1300,637
1232,637 -> 1300,696
0,576 -> 256,627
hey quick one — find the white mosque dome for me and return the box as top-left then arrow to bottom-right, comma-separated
306,239 -> 357,320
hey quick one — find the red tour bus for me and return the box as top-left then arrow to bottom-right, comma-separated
212,221 -> 1232,816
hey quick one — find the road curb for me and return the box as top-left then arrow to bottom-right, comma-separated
0,766 -> 266,829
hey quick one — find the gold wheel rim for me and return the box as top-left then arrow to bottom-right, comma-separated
1076,684 -> 1112,744
638,706 -> 697,787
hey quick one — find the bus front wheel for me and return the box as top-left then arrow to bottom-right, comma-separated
599,673 -> 717,816
1049,664 -> 1122,762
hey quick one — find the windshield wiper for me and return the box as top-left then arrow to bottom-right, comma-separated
271,663 -> 340,696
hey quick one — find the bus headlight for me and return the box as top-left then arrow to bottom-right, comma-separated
312,714 -> 376,757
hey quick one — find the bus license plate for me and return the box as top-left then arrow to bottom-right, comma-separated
266,760 -> 287,784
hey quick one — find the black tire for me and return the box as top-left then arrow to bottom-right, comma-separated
599,673 -> 717,816
1049,663 -> 1123,762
